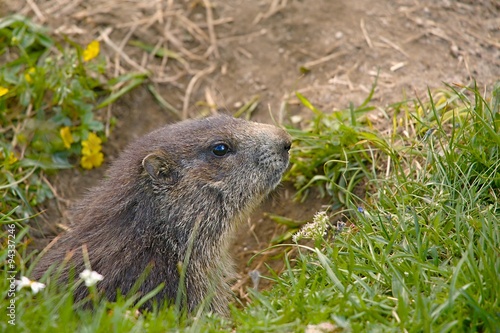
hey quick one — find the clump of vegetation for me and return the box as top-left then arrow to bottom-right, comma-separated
285,81 -> 393,208
286,82 -> 500,209
0,15 -> 145,220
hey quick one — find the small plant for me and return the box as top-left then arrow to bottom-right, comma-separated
285,81 -> 395,207
0,15 -> 146,219
0,16 -> 106,169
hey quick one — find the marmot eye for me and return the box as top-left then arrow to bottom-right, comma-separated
212,143 -> 230,157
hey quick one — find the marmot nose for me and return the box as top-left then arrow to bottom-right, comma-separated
279,131 -> 292,154
279,136 -> 292,161
270,126 -> 292,154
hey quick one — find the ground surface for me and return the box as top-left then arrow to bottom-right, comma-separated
6,0 -> 499,299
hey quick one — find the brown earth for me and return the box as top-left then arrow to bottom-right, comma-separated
5,0 -> 499,301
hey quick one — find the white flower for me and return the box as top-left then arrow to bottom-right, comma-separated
79,269 -> 104,287
16,276 -> 46,294
293,211 -> 329,242
305,322 -> 337,333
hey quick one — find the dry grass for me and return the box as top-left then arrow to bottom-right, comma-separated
9,0 -> 237,119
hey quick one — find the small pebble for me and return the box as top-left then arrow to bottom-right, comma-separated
450,44 -> 460,58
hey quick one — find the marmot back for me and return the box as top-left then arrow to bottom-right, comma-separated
32,114 -> 291,314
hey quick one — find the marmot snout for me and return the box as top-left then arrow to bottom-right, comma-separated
33,114 -> 291,315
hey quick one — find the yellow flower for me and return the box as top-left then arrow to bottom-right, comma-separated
80,132 -> 104,169
24,67 -> 35,83
60,126 -> 74,149
8,152 -> 18,164
81,132 -> 102,155
0,86 -> 8,97
80,151 -> 104,169
83,40 -> 100,62
2,151 -> 18,165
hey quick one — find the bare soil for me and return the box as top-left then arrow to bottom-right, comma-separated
6,0 -> 499,300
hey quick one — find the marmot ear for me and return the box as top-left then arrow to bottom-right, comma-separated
142,152 -> 178,185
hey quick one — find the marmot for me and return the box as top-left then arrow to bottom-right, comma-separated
32,114 -> 291,314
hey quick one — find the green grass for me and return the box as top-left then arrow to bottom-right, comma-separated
263,83 -> 500,332
1,15 -> 499,333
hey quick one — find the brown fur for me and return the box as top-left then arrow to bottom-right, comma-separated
32,114 -> 291,314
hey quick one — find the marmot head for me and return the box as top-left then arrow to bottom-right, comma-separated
142,115 -> 290,203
